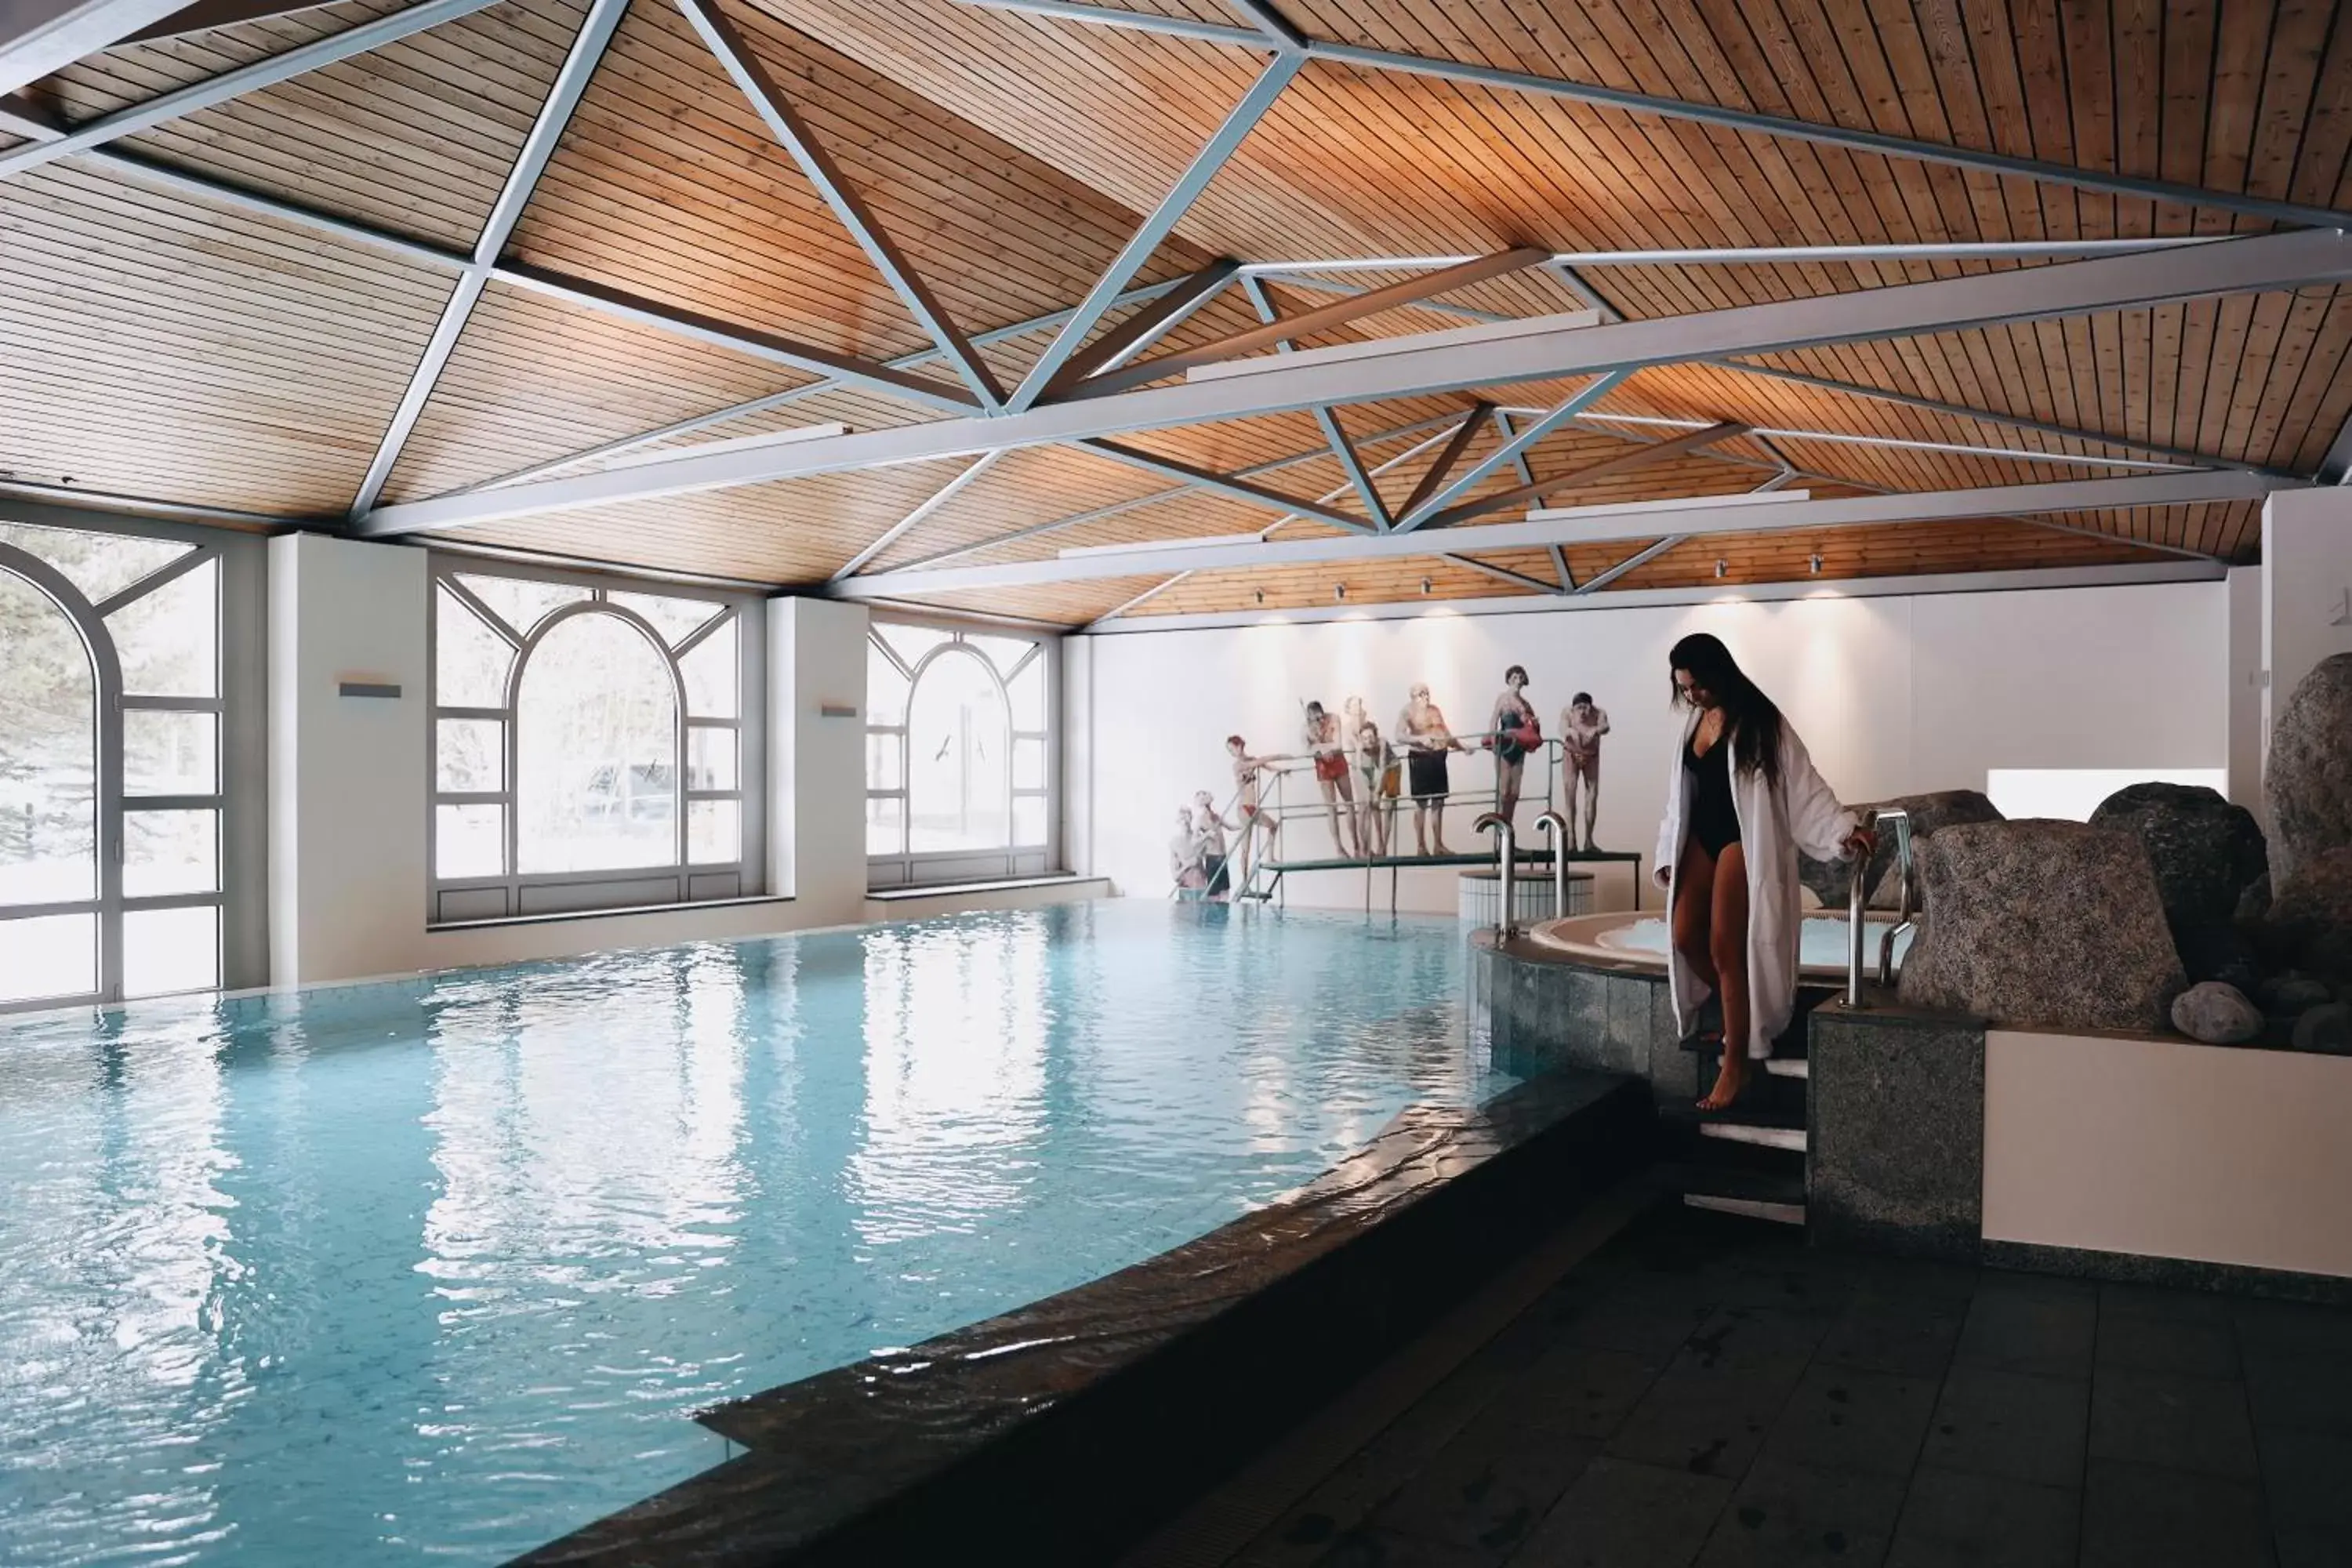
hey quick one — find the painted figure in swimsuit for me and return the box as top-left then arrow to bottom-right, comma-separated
1352,718 -> 1393,858
1192,788 -> 1233,900
1304,700 -> 1359,858
1485,665 -> 1539,828
1225,735 -> 1283,895
1559,691 -> 1611,851
1396,682 -> 1465,856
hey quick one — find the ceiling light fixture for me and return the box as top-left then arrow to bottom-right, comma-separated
1421,577 -> 1432,595
1810,554 -> 1823,574
1334,584 -> 1347,601
1715,559 -> 1729,578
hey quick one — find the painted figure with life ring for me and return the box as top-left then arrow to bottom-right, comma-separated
1485,664 -> 1541,828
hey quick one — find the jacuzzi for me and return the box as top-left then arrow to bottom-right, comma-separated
1529,909 -> 1916,979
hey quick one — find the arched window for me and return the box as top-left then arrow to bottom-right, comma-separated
428,561 -> 761,924
0,516 -> 249,1011
865,619 -> 1053,889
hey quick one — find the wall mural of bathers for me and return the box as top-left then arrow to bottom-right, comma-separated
1174,670 -> 1611,897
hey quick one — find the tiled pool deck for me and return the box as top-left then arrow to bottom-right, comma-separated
1142,1202 -> 2352,1568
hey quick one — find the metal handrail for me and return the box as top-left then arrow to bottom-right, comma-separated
1845,807 -> 1916,1007
1533,810 -> 1571,917
1472,812 -> 1517,938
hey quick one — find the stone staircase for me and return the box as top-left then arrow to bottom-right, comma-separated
1653,989 -> 1835,1227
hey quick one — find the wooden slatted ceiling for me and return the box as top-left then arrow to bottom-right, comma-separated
41,0 -> 579,251
377,283 -> 818,503
887,572 -> 1201,626
506,0 -> 1225,371
0,161 -> 448,514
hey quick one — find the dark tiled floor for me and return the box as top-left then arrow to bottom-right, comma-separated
1215,1205 -> 2352,1568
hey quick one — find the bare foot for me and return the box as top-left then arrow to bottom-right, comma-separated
1697,1044 -> 1748,1111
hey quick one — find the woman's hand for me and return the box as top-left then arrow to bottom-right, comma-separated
1842,826 -> 1878,860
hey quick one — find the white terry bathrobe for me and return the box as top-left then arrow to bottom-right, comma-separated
1653,714 -> 1860,1062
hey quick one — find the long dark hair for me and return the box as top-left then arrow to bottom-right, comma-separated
1668,633 -> 1784,784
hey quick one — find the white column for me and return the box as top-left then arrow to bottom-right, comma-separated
2226,564 -> 2265,818
768,595 -> 868,924
267,533 -> 431,984
2260,488 -> 2352,745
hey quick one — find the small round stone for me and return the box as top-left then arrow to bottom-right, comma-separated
2291,1001 -> 2352,1055
2169,982 -> 2263,1045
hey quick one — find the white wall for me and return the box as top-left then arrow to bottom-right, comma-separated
1984,1028 -> 2352,1279
2262,486 -> 2352,750
267,536 -> 1091,988
1080,580 -> 2229,912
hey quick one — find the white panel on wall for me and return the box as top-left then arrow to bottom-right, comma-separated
1083,582 -> 2229,913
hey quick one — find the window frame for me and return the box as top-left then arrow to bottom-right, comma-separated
426,554 -> 766,925
865,613 -> 1058,891
0,506 -> 264,1012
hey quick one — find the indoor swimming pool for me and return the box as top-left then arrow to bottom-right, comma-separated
0,902 -> 1504,1566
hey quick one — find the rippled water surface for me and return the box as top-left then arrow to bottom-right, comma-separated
0,902 -> 1503,1566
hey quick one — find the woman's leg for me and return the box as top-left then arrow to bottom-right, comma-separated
1671,837 -> 1719,993
1700,842 -> 1753,1111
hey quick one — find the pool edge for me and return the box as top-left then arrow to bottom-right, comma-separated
506,1068 -> 1653,1566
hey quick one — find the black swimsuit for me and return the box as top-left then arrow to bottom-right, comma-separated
1684,732 -> 1741,857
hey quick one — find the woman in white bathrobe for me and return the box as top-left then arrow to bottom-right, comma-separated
1653,633 -> 1875,1110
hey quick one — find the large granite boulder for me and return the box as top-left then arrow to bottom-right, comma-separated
1799,789 -> 2004,912
1897,820 -> 2186,1031
2088,781 -> 2268,985
2263,845 -> 2352,989
2267,652 -> 2352,885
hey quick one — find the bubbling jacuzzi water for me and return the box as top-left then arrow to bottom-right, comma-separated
0,902 -> 1507,1566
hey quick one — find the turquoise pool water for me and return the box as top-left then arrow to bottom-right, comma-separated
0,902 -> 1504,1566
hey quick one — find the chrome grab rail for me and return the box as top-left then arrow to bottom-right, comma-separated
1473,812 -> 1518,938
1845,807 -> 1916,1007
1532,810 -> 1572,919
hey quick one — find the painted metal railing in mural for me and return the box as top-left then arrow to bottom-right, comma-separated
1172,736 -> 1587,909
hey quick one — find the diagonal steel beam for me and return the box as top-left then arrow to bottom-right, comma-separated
1237,273 -> 1388,526
1573,535 -> 1686,594
0,0 -> 506,180
1007,51 -> 1301,412
1548,545 -> 1573,586
948,0 -> 2352,231
1442,553 -> 1562,594
124,0 -> 344,43
1419,419 -> 1749,530
453,278 -> 1189,495
347,0 -> 627,517
496,263 -> 976,412
900,411 -> 1468,572
1071,247 -> 1551,399
964,0 -> 1261,45
831,470 -> 2280,599
1078,439 -> 1374,533
1221,0 -> 1305,49
1396,403 -> 1492,521
2,0 -> 198,94
1396,372 -> 1632,530
832,451 -> 1007,579
358,228 -> 2352,537
2321,412 -> 2352,485
0,93 -> 974,419
1493,408 -> 1535,485
1082,570 -> 1193,627
1044,259 -> 1240,395
679,0 -> 1003,407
